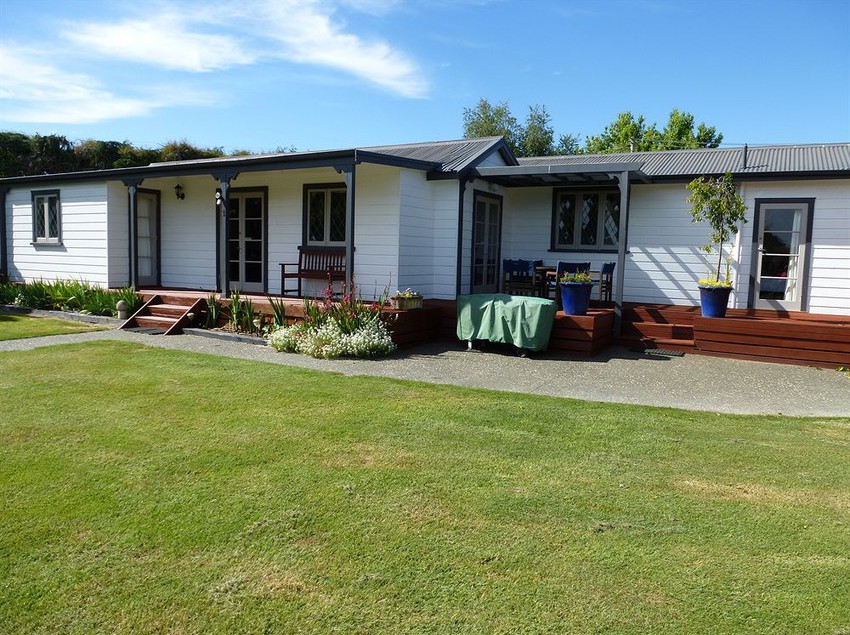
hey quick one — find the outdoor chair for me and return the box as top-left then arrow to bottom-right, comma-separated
550,261 -> 591,303
599,261 -> 616,303
502,259 -> 542,296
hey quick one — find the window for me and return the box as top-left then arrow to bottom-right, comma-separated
551,188 -> 620,250
304,184 -> 346,246
32,190 -> 61,244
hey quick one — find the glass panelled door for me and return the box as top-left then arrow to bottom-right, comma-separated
471,194 -> 502,294
228,192 -> 265,293
754,202 -> 809,310
136,190 -> 159,287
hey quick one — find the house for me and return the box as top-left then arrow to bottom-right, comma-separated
2,137 -> 848,364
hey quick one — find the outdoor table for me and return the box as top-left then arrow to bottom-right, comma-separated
456,293 -> 557,352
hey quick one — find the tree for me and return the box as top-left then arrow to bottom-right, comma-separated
0,132 -> 32,177
74,139 -> 124,171
158,139 -> 224,163
686,172 -> 747,284
112,143 -> 161,169
518,105 -> 555,157
553,133 -> 582,156
661,109 -> 723,150
584,112 -> 661,154
27,134 -> 75,174
586,109 -> 723,154
462,98 -> 521,154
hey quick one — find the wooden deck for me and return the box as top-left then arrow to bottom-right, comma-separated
138,289 -> 440,347
138,290 -> 850,366
618,302 -> 850,367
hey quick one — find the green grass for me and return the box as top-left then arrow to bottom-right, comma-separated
0,312 -> 107,340
1,341 -> 848,634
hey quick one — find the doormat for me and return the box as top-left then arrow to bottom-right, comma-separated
637,348 -> 685,357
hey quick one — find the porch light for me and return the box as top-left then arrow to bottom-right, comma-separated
174,184 -> 185,200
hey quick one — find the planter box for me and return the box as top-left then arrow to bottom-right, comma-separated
391,296 -> 423,310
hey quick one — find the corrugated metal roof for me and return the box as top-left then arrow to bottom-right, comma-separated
363,136 -> 508,172
517,143 -> 850,177
147,137 -> 506,172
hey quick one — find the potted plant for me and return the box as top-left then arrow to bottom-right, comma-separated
390,288 -> 423,310
558,271 -> 594,315
686,171 -> 747,318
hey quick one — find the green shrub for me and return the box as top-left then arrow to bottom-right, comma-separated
1,279 -> 141,316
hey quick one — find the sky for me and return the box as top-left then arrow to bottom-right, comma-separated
0,0 -> 848,154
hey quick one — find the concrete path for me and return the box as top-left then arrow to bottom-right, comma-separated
1,329 -> 848,417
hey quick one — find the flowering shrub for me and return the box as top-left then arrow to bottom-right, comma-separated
267,282 -> 395,359
697,278 -> 733,288
559,271 -> 592,284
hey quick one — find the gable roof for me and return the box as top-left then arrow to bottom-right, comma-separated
517,143 -> 850,179
364,136 -> 515,172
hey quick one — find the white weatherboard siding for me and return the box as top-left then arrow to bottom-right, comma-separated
6,182 -> 110,285
429,179 -> 460,299
349,164 -> 400,300
624,184 -> 719,306
142,176 -> 218,291
398,169 -> 432,297
738,179 -> 850,316
106,182 -> 129,287
397,171 -> 462,299
502,180 -> 850,315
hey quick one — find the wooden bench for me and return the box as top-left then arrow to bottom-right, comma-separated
280,246 -> 346,297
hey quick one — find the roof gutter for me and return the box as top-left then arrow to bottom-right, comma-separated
0,150 -> 363,186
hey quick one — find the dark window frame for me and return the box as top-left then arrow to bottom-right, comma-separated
550,187 -> 620,253
748,197 -> 816,311
302,182 -> 347,247
31,189 -> 62,245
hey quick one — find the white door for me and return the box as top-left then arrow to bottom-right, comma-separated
228,192 -> 265,294
754,202 -> 809,311
471,194 -> 502,294
136,191 -> 159,287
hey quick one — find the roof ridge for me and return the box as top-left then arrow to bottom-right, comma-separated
362,136 -> 502,151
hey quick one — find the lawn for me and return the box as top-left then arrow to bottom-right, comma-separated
0,312 -> 106,340
1,341 -> 848,634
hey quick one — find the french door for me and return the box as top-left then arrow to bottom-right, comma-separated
471,193 -> 502,294
228,191 -> 265,293
753,201 -> 810,311
136,190 -> 159,287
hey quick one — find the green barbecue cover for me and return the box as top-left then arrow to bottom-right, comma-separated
456,294 -> 557,351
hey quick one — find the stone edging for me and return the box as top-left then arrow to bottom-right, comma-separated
0,304 -> 123,326
183,327 -> 267,346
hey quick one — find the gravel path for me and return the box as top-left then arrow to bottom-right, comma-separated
1,329 -> 848,417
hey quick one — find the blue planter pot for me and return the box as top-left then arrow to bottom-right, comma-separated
560,282 -> 594,315
699,286 -> 733,318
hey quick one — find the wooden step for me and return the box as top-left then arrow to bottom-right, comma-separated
148,303 -> 194,317
135,315 -> 178,330
622,321 -> 694,341
623,303 -> 701,326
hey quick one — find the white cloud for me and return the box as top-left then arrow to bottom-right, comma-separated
0,0 -> 427,125
0,46 -> 214,124
254,0 -> 428,98
63,12 -> 255,72
61,0 -> 428,98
